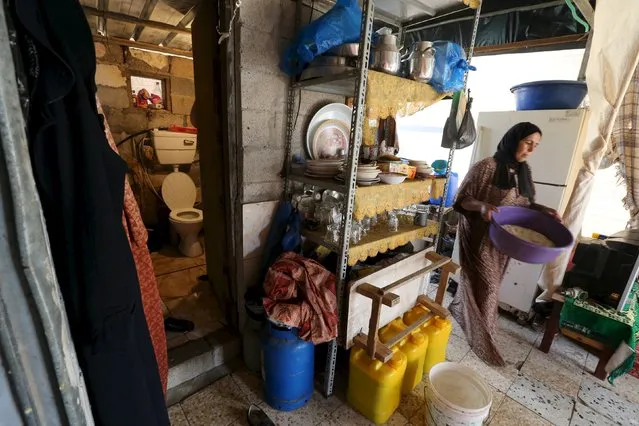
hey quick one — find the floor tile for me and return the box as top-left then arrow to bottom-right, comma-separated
584,353 -> 599,374
520,348 -> 581,397
158,266 -> 208,302
259,391 -> 341,426
319,402 -> 409,426
578,376 -> 639,425
181,375 -> 249,426
232,368 -> 264,405
570,402 -> 618,426
488,385 -> 507,423
151,242 -> 206,276
407,402 -> 431,426
498,315 -> 541,347
589,370 -> 639,405
460,351 -> 519,393
446,334 -> 470,362
489,397 -> 552,426
495,329 -> 534,368
507,374 -> 574,426
548,335 -> 588,370
168,404 -> 190,426
397,388 -> 426,420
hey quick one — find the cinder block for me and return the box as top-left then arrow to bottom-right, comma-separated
170,57 -> 194,79
242,181 -> 284,204
97,86 -> 131,109
243,147 -> 285,184
171,95 -> 196,116
102,107 -> 149,135
148,110 -> 185,128
95,42 -> 124,63
239,0 -> 282,34
240,69 -> 288,112
240,28 -> 282,76
95,64 -> 127,88
126,48 -> 170,73
241,109 -> 285,149
170,76 -> 195,97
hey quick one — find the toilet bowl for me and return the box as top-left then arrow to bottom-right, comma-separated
162,171 -> 203,257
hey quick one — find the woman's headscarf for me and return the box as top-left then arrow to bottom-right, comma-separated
493,122 -> 541,202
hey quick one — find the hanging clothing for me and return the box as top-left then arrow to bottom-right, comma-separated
449,158 -> 531,366
263,252 -> 338,344
8,0 -> 169,424
98,97 -> 168,395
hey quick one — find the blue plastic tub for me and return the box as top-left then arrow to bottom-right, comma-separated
510,80 -> 587,110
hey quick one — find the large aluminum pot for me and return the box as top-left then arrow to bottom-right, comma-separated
407,41 -> 436,83
370,34 -> 402,75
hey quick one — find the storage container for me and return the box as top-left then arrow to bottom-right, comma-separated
378,318 -> 428,395
261,322 -> 314,411
510,80 -> 587,110
347,346 -> 407,424
403,305 -> 453,373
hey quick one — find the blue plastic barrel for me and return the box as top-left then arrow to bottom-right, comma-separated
261,322 -> 314,411
429,172 -> 458,207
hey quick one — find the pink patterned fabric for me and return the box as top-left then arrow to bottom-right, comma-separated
263,252 -> 338,344
97,97 -> 169,395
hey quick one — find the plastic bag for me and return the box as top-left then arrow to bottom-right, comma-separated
441,94 -> 476,150
280,0 -> 362,76
429,41 -> 476,93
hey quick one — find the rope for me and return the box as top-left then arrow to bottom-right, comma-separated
217,0 -> 241,44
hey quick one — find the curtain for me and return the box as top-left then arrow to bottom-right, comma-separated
538,0 -> 639,301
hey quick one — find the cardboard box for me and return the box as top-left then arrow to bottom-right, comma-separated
379,163 -> 416,179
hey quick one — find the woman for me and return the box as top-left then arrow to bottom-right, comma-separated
449,122 -> 561,366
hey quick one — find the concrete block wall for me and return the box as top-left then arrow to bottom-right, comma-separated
237,0 -> 344,325
94,41 -> 200,225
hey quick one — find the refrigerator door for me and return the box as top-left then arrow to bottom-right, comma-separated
474,109 -> 589,186
499,261 -> 544,313
534,183 -> 566,211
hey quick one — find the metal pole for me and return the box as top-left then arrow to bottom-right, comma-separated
435,1 -> 482,252
322,0 -> 375,398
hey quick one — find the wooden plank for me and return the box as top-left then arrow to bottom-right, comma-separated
381,257 -> 450,294
385,312 -> 434,348
131,0 -> 159,40
571,0 -> 594,27
434,258 -> 460,305
355,283 -> 400,307
365,292 -> 384,359
97,0 -> 109,36
93,35 -> 192,57
346,250 -> 435,348
560,328 -> 607,351
474,34 -> 587,56
417,295 -> 451,320
161,6 -> 196,47
83,5 -> 191,35
353,333 -> 394,363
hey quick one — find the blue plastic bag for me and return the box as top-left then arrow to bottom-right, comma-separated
280,0 -> 362,76
429,41 -> 476,93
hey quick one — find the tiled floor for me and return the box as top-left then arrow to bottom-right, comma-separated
168,288 -> 639,426
151,242 -> 224,350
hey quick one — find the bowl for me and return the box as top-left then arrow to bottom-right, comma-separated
510,80 -> 588,111
489,206 -> 574,264
379,172 -> 407,185
357,168 -> 380,180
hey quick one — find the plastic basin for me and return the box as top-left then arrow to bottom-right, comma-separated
489,206 -> 573,264
510,80 -> 587,111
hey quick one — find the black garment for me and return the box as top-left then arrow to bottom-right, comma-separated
492,121 -> 541,202
9,0 -> 169,424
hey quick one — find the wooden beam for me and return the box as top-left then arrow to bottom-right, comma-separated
474,34 -> 587,56
93,35 -> 192,58
131,0 -> 160,41
83,6 -> 191,36
161,7 -> 196,48
571,0 -> 594,27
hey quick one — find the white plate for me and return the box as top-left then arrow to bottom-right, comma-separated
306,103 -> 352,160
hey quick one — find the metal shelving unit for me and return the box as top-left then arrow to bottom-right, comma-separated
282,0 -> 483,397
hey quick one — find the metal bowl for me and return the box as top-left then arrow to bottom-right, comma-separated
327,43 -> 360,57
309,56 -> 348,67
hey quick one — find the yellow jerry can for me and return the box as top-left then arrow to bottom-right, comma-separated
378,318 -> 428,395
403,304 -> 453,374
347,346 -> 407,424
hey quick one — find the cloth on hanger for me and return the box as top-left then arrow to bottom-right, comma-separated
8,0 -> 169,424
98,97 -> 168,396
263,252 -> 338,344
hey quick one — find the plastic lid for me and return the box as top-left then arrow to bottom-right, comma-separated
161,172 -> 196,210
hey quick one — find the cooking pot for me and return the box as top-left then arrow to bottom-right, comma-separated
407,41 -> 436,83
370,34 -> 405,75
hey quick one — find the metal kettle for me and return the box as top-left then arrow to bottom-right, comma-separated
370,33 -> 404,75
406,41 -> 436,83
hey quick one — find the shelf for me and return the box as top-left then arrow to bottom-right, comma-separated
292,70 -> 359,97
289,174 -> 346,192
302,220 -> 439,266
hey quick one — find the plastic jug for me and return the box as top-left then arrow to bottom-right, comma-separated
379,318 -> 428,395
347,346 -> 407,424
403,304 -> 453,374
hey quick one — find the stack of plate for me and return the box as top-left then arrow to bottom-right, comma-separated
409,159 -> 435,176
306,104 -> 352,160
334,163 -> 381,186
304,159 -> 343,178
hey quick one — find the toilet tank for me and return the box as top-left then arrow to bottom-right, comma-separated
152,130 -> 198,165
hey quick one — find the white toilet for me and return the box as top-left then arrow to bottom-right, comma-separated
152,130 -> 203,257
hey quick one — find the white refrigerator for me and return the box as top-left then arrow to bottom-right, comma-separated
452,109 -> 590,314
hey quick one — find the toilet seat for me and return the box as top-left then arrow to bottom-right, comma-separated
162,171 -> 198,212
169,208 -> 203,223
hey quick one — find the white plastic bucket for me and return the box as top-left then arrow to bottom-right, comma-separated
426,362 -> 492,426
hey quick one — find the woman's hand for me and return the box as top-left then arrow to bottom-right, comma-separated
479,203 -> 499,222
